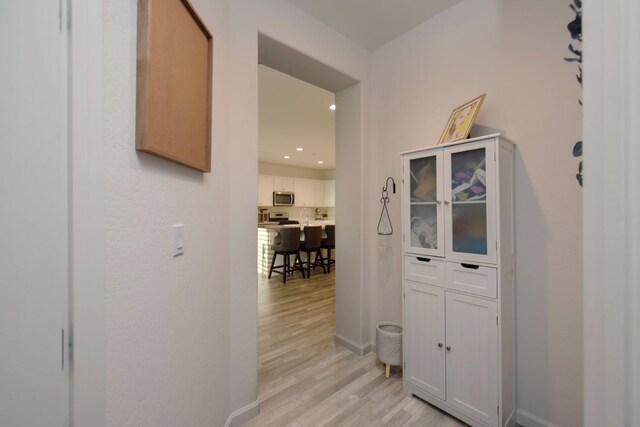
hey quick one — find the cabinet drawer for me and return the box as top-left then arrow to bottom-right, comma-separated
404,256 -> 445,287
445,262 -> 497,298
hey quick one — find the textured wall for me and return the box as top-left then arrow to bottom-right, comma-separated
368,1 -> 583,426
103,0 -> 231,425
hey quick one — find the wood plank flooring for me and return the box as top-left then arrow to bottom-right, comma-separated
243,269 -> 465,427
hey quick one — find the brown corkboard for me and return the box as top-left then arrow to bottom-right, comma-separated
136,0 -> 213,172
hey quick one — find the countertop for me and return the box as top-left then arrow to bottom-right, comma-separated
258,220 -> 335,230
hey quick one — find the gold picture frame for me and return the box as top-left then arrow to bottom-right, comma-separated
438,94 -> 486,145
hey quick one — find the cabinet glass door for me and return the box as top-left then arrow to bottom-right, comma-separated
444,141 -> 496,263
404,150 -> 444,257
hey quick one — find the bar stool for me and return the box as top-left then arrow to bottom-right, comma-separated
322,225 -> 335,273
268,227 -> 305,284
301,226 -> 327,278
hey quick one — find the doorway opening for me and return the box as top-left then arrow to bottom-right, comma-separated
254,33 -> 359,406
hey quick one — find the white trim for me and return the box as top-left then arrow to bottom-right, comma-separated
583,0 -> 640,425
224,400 -> 260,427
399,133 -> 508,156
516,409 -> 559,427
69,0 -> 106,426
334,333 -> 374,355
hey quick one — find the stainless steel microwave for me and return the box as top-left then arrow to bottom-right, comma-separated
273,191 -> 295,206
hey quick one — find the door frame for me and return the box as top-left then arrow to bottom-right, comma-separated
583,0 -> 640,424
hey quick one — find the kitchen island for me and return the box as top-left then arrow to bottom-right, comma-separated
257,221 -> 335,277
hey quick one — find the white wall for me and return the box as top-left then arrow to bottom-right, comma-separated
259,161 -> 331,180
368,1 -> 583,426
97,0 -> 232,425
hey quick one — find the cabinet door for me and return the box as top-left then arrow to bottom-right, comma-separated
403,150 -> 444,257
294,178 -> 313,206
273,176 -> 294,191
404,282 -> 446,400
444,140 -> 497,264
313,180 -> 325,206
258,175 -> 273,206
324,180 -> 335,207
445,292 -> 499,426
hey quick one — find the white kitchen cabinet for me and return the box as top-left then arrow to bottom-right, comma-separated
273,176 -> 294,192
258,174 -> 273,206
293,178 -> 314,207
402,134 -> 516,427
313,180 -> 325,207
294,178 -> 327,207
324,179 -> 335,207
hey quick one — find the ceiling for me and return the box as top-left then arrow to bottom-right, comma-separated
286,0 -> 464,51
259,65 -> 335,170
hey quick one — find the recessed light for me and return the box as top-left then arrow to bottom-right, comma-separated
317,160 -> 324,164
296,147 -> 303,151
329,104 -> 336,111
283,155 -> 290,159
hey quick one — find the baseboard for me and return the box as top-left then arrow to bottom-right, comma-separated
516,409 -> 559,427
505,408 -> 516,427
224,400 -> 260,427
334,333 -> 374,355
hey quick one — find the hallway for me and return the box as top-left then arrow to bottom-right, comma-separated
245,271 -> 463,426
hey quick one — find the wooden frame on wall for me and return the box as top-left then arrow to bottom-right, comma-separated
136,0 -> 213,172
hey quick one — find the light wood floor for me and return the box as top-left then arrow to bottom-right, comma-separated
243,268 -> 465,427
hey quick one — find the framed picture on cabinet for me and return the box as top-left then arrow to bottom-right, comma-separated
438,94 -> 485,145
135,0 -> 213,172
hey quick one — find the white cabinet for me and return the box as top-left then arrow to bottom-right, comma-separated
324,180 -> 335,207
402,134 -> 515,427
261,175 -> 333,208
294,178 -> 314,207
404,282 -> 446,400
273,176 -> 294,192
313,180 -> 325,207
294,178 -> 328,207
445,292 -> 499,427
258,175 -> 273,206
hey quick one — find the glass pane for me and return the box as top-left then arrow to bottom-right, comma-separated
410,204 -> 438,249
410,156 -> 437,202
451,148 -> 486,201
451,203 -> 487,255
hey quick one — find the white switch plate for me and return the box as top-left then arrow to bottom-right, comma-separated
172,224 -> 184,257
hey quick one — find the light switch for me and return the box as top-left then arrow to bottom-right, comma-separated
172,224 -> 185,257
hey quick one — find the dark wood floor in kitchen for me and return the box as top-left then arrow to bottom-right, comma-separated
242,269 -> 464,427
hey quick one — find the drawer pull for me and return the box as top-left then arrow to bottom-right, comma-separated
460,263 -> 480,270
416,257 -> 431,262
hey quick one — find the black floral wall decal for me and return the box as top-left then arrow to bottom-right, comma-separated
565,0 -> 583,187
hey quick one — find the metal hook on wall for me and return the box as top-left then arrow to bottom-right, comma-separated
377,177 -> 396,235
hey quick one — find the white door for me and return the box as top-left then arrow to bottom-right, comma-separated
444,140 -> 497,264
445,292 -> 499,426
403,150 -> 445,257
404,282 -> 446,400
0,2 -> 69,426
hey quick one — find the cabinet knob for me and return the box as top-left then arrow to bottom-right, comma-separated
446,345 -> 452,351
437,343 -> 443,348
436,200 -> 442,205
444,200 -> 450,206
